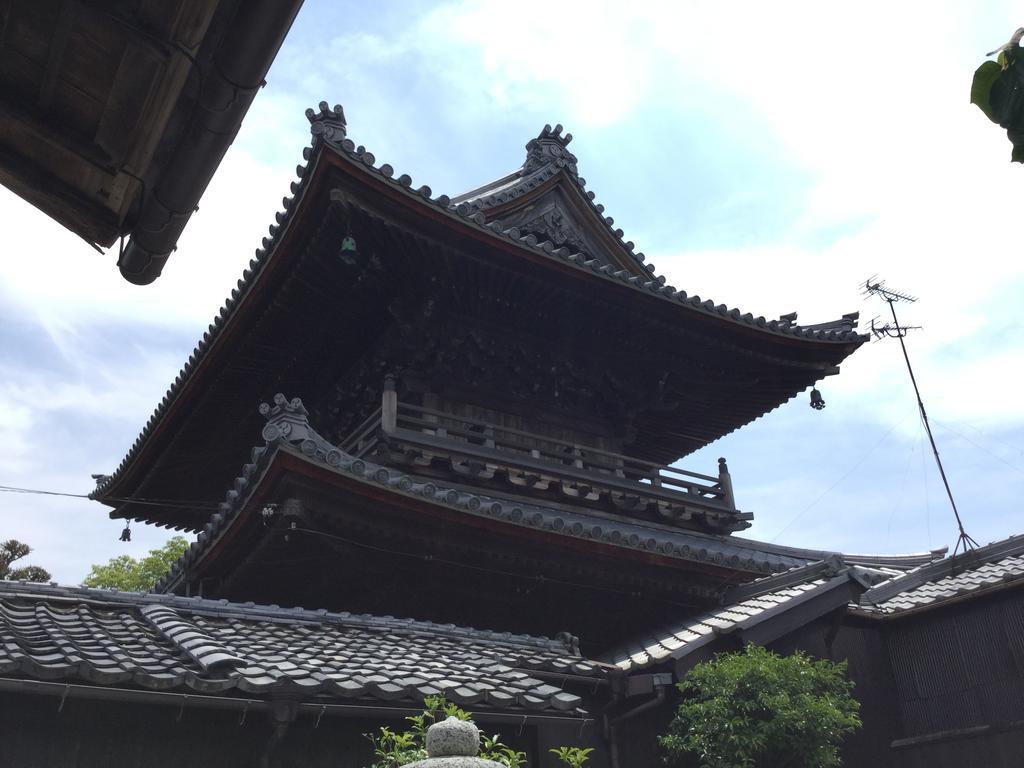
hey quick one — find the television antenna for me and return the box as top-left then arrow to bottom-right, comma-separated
862,277 -> 978,555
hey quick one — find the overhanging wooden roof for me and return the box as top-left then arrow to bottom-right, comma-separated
0,0 -> 302,283
91,102 -> 866,528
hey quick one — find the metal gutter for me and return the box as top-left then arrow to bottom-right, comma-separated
0,677 -> 593,726
117,0 -> 303,284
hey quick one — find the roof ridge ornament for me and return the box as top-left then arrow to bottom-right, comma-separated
306,101 -> 347,148
259,394 -> 344,466
524,123 -> 578,176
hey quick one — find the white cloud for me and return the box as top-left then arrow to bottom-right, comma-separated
3,0 -> 1024,581
0,150 -> 293,332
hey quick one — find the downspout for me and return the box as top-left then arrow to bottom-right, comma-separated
604,674 -> 672,768
117,0 -> 303,284
260,698 -> 298,768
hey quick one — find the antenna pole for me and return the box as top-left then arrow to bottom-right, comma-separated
882,295 -> 978,555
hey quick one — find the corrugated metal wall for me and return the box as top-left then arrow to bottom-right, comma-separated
886,590 -> 1024,737
768,591 -> 1024,767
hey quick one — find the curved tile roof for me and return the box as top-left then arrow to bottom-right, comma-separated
450,122 -> 655,276
156,394 -> 943,597
154,394 -> 827,595
0,581 -> 606,712
306,103 -> 863,343
607,557 -> 896,672
92,101 -> 865,512
858,534 -> 1024,615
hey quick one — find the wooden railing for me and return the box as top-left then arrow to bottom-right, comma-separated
339,406 -> 382,455
338,376 -> 745,528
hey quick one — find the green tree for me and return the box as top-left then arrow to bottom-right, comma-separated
82,536 -> 189,591
0,539 -> 51,582
660,645 -> 861,768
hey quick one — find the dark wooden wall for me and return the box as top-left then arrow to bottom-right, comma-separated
613,595 -> 1024,768
0,693 -> 376,768
767,596 -> 1024,768
767,613 -> 902,767
0,691 -> 602,768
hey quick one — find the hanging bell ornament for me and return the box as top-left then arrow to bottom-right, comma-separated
809,388 -> 826,410
339,235 -> 359,265
119,524 -> 132,542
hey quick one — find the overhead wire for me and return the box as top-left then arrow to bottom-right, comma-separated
0,484 -> 221,510
885,421 -> 920,551
919,420 -> 932,548
947,417 -> 1024,459
932,419 -> 1024,478
1,483 -> 706,605
769,415 -> 908,542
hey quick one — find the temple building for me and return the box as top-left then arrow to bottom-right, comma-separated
2,104 -> 1023,767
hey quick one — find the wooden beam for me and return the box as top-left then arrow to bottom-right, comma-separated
38,0 -> 76,110
0,144 -> 120,245
738,581 -> 861,646
0,1 -> 11,54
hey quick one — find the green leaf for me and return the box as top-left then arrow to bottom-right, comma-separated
0,539 -> 49,581
971,60 -> 1005,122
659,645 -> 860,768
81,536 -> 189,591
1007,139 -> 1024,164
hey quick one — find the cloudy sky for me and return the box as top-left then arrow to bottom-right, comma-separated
2,1 -> 1023,583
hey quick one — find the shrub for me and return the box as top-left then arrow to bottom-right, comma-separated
364,696 -> 592,767
659,645 -> 861,768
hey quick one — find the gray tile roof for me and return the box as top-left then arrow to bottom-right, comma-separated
448,125 -> 859,341
157,394 -> 948,596
858,534 -> 1024,615
329,107 -> 864,344
449,123 -> 654,276
608,536 -> 1024,673
0,582 -> 607,712
91,102 -> 865,509
156,394 -> 854,594
606,557 -> 896,672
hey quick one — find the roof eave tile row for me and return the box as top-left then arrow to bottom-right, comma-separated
610,534 -> 1024,672
89,122 -> 325,504
1,582 -> 581,658
0,583 -> 607,712
451,132 -> 658,277
308,104 -> 865,345
856,534 -> 1024,615
154,394 -> 826,594
606,557 -> 890,671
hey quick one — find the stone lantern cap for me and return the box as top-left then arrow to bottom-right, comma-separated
405,716 -> 507,767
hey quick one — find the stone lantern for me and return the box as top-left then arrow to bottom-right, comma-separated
405,716 -> 507,767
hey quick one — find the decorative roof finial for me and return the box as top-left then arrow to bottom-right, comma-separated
259,393 -> 311,444
524,123 -> 578,176
258,394 -> 346,467
306,101 -> 347,147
